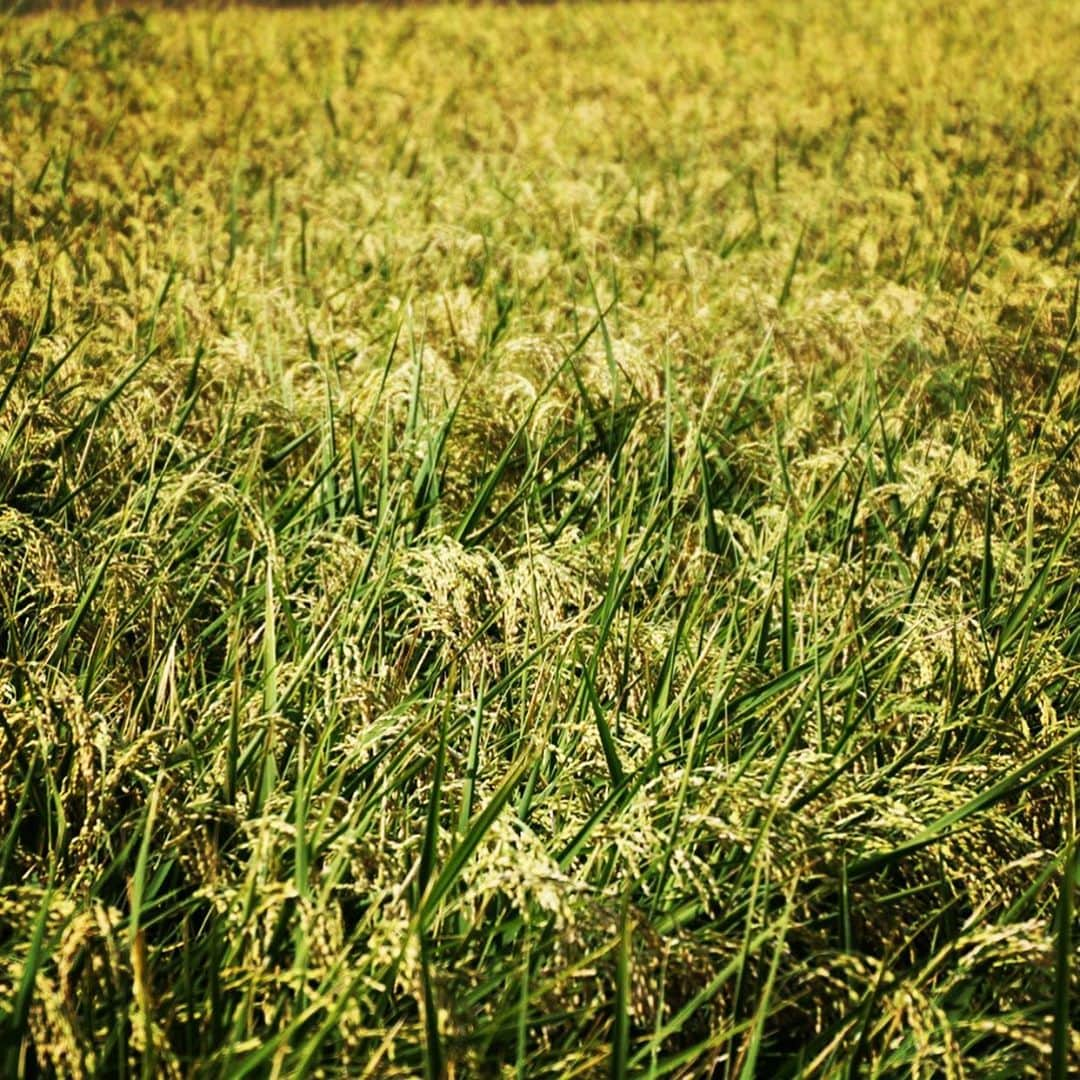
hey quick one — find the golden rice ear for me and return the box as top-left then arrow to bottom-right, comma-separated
0,663 -> 122,883
0,889 -> 125,1078
580,335 -> 665,405
0,509 -> 76,654
386,537 -> 509,680
501,525 -> 598,646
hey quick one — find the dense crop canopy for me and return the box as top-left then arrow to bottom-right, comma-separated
1,1 -> 1079,1075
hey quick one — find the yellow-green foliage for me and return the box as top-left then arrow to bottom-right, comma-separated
1,1 -> 1079,1075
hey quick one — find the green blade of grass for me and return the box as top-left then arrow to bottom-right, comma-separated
418,754 -> 531,932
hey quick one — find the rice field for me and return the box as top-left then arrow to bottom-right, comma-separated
1,1 -> 1079,1075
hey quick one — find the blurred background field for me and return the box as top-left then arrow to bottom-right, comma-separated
1,1 -> 1079,1076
